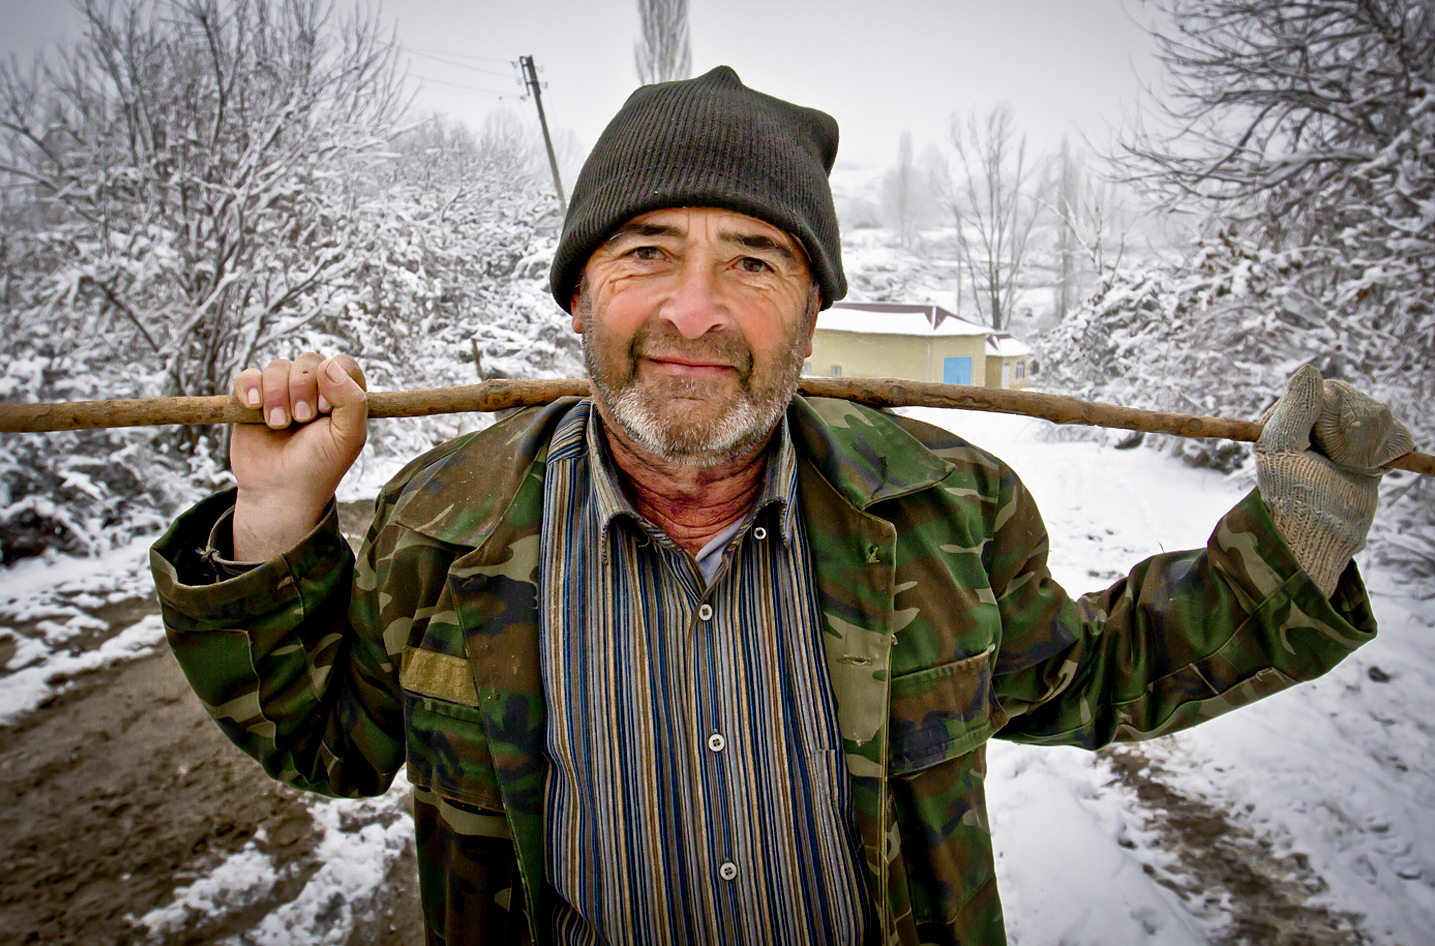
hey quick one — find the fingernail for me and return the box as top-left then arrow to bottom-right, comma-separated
269,407 -> 286,428
293,401 -> 313,423
318,394 -> 331,413
246,388 -> 261,408
326,360 -> 346,384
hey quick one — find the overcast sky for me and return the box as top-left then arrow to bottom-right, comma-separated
0,0 -> 1160,169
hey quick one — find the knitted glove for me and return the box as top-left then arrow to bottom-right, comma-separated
1256,365 -> 1414,596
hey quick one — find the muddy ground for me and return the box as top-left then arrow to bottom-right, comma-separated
0,584 -> 1374,945
0,632 -> 424,946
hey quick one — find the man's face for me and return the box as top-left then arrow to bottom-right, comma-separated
573,207 -> 818,466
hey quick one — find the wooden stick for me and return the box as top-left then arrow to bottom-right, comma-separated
1,376 -> 1429,476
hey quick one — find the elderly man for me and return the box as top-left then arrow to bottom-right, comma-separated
153,67 -> 1412,946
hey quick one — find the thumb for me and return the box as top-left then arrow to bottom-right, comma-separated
1259,364 -> 1323,454
318,355 -> 369,450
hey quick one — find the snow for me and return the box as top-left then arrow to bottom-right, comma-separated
1152,584 -> 1435,944
133,784 -> 414,946
989,743 -> 1219,946
985,334 -> 1034,358
0,534 -> 166,725
2,405 -> 1431,943
237,791 -> 413,946
0,613 -> 167,725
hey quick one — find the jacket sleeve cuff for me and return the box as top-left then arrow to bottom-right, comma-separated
150,486 -> 349,630
1211,488 -> 1377,651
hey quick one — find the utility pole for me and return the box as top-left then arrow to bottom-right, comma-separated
519,55 -> 567,216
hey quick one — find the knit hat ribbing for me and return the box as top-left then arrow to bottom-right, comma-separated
549,66 -> 846,312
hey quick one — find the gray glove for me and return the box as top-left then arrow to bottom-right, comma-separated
1256,365 -> 1414,596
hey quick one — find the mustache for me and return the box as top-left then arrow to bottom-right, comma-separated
626,324 -> 754,377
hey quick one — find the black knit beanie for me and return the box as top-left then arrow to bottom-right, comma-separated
549,66 -> 845,313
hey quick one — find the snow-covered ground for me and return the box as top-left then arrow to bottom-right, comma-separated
0,537 -> 167,725
1,406 -> 1431,944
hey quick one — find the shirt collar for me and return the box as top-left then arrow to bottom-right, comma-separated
576,401 -> 801,552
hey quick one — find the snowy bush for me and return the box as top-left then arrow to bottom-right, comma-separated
1036,229 -> 1434,579
0,342 -> 221,563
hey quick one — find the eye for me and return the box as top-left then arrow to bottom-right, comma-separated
629,245 -> 664,261
738,256 -> 774,273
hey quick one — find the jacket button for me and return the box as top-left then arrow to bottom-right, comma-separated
707,732 -> 726,753
719,861 -> 738,881
697,603 -> 714,621
753,526 -> 768,540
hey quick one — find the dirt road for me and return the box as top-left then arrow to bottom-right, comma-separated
0,637 -> 423,946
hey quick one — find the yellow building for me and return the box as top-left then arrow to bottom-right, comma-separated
985,332 -> 1034,390
806,302 -> 1032,389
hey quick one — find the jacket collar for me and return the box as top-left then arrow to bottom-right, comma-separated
788,396 -> 955,510
388,397 -> 580,548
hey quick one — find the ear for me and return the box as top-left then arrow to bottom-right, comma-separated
800,285 -> 821,358
570,293 -> 584,333
570,274 -> 590,334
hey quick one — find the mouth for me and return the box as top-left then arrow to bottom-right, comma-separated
638,354 -> 738,377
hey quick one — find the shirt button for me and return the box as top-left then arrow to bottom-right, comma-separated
707,732 -> 726,753
697,603 -> 713,621
719,861 -> 738,881
753,526 -> 768,541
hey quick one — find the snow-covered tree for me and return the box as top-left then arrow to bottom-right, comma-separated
0,0 -> 409,432
1114,0 -> 1433,441
1048,140 -> 1134,320
0,2 -> 577,564
1043,0 -> 1434,577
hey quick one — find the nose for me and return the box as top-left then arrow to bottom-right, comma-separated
660,263 -> 730,339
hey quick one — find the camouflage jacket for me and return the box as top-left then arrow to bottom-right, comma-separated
152,396 -> 1377,946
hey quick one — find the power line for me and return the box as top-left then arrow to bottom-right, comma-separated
519,55 -> 566,215
403,44 -> 513,67
404,49 -> 518,83
410,74 -> 513,98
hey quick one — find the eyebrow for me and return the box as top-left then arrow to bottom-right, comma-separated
606,222 -> 683,243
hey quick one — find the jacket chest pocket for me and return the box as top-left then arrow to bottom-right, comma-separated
888,644 -> 996,774
401,646 -> 505,810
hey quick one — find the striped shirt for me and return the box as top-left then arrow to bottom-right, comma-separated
539,401 -> 868,945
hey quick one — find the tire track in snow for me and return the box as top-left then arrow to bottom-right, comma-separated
1103,746 -> 1370,946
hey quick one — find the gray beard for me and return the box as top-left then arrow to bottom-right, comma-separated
582,329 -> 801,467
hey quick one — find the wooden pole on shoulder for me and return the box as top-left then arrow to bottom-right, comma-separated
0,376 -> 1429,476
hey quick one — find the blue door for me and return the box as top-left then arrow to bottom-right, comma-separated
943,356 -> 972,385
